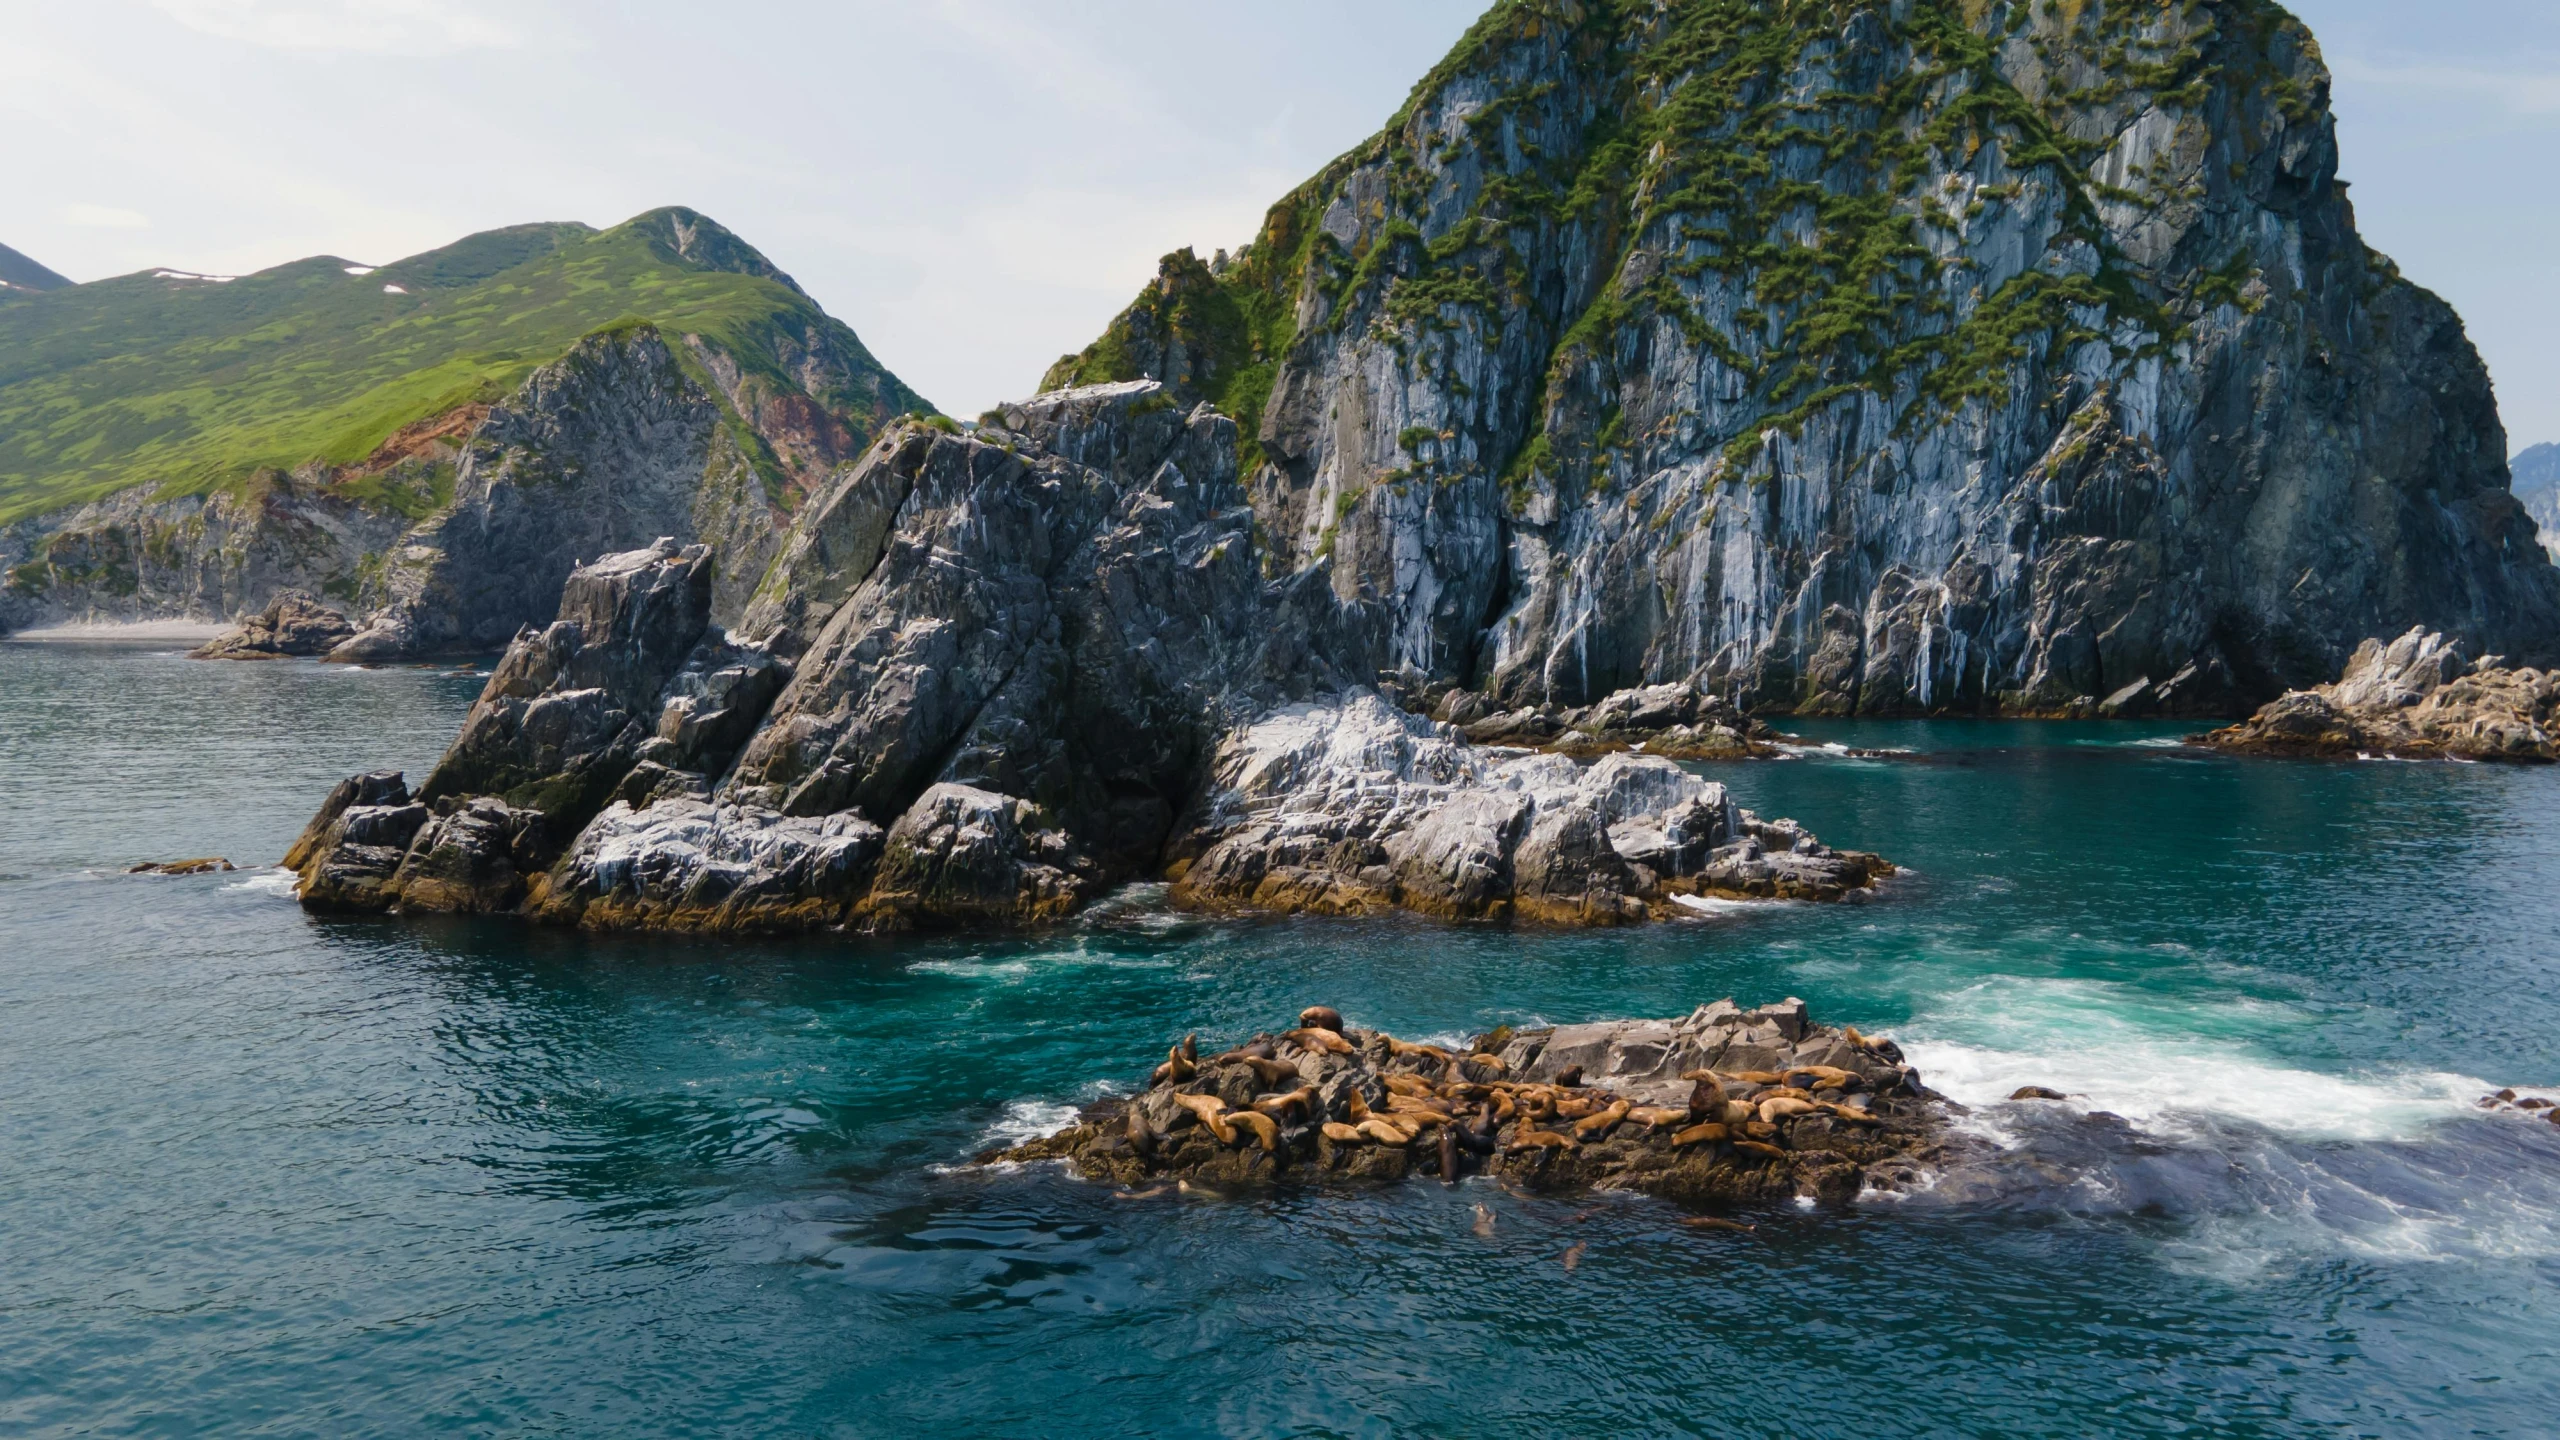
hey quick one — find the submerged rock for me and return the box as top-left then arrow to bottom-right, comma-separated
990,1001 -> 1950,1207
188,593 -> 354,661
2198,627 -> 2558,762
1439,680 -> 1777,760
126,858 -> 235,876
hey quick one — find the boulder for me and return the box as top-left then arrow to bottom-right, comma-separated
189,592 -> 355,660
2199,627 -> 2559,762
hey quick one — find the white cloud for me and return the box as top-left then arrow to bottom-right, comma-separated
63,203 -> 150,228
149,0 -> 521,55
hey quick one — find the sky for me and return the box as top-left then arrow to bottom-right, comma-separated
3,0 -> 2557,451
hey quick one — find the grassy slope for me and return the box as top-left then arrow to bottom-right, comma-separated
0,209 -> 927,523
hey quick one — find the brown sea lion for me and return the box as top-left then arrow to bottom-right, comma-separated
1554,1066 -> 1585,1088
1462,1052 -> 1509,1077
1253,1087 -> 1316,1119
2010,1086 -> 2069,1102
1229,1110 -> 1279,1152
1681,1216 -> 1755,1233
1126,1105 -> 1159,1162
1732,1140 -> 1787,1161
1238,1057 -> 1301,1088
1389,1038 -> 1454,1063
1150,1042 -> 1197,1087
1552,1095 -> 1603,1121
1299,1006 -> 1346,1034
1356,1118 -> 1415,1147
1573,1100 -> 1632,1140
1439,1126 -> 1461,1184
1284,1028 -> 1354,1056
1508,1122 -> 1575,1152
1760,1096 -> 1819,1123
1472,1203 -> 1496,1237
1321,1121 -> 1365,1143
1172,1093 -> 1236,1145
1720,1100 -> 1757,1127
1561,1242 -> 1586,1273
1743,1121 -> 1779,1141
1626,1106 -> 1689,1130
1383,1074 -> 1438,1099
1671,1122 -> 1729,1148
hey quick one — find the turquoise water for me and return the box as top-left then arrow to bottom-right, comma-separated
5,642 -> 2559,1438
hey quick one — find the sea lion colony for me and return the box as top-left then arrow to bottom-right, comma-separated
990,1000 -> 1951,1206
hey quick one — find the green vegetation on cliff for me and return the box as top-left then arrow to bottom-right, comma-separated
0,208 -> 928,523
1049,0 -> 2312,491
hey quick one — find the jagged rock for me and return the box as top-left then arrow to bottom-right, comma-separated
126,858 -> 235,876
534,799 -> 883,933
291,397 -> 1882,933
1049,1 -> 2560,718
1446,679 -> 1775,759
188,592 -> 356,660
1166,692 -> 1886,924
416,540 -> 727,820
991,1001 -> 1951,1207
2199,627 -> 2558,762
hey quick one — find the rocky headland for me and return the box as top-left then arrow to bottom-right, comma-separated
991,1000 -> 1953,1207
2199,627 -> 2556,762
286,386 -> 1888,933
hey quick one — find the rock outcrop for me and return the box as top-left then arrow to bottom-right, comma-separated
2199,626 -> 2557,762
189,592 -> 355,660
992,1001 -> 1951,1207
289,390 -> 1887,933
1049,0 -> 2560,718
1165,693 -> 1886,925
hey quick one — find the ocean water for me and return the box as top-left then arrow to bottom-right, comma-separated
4,641 -> 2558,1438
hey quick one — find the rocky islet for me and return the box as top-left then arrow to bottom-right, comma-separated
2199,626 -> 2558,762
991,999 -> 1953,1208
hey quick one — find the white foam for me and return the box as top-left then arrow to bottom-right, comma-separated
227,868 -> 301,898
1670,893 -> 1797,917
980,1098 -> 1081,1149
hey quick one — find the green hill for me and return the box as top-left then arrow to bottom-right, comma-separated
0,242 -> 72,295
0,208 -> 928,523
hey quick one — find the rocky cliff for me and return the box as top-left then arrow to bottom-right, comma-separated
1049,0 -> 2560,717
291,390 -> 1888,932
0,209 -> 926,650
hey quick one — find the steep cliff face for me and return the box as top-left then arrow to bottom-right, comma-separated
1051,0 -> 2560,716
0,209 -> 927,649
2513,444 -> 2560,563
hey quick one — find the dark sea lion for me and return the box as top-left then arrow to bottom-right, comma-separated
1472,1203 -> 1496,1236
1554,1066 -> 1585,1088
1561,1242 -> 1586,1272
2010,1086 -> 2069,1101
1688,1079 -> 1721,1121
1126,1105 -> 1159,1162
1732,1140 -> 1786,1161
1681,1216 -> 1754,1233
1238,1057 -> 1301,1088
1298,1006 -> 1346,1034
1438,1126 -> 1461,1183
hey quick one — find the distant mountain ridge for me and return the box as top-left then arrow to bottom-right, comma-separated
0,208 -> 931,648
0,242 -> 72,294
2516,443 -> 2560,562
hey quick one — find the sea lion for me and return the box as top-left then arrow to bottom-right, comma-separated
1112,1186 -> 1171,1201
1254,1087 -> 1317,1119
1150,1042 -> 1197,1087
1509,1123 -> 1575,1152
1554,1066 -> 1585,1088
1726,1070 -> 1789,1087
1356,1118 -> 1415,1147
1573,1100 -> 1632,1140
1321,1121 -> 1365,1143
2010,1086 -> 2068,1102
1463,1052 -> 1509,1077
1298,1006 -> 1346,1034
1552,1095 -> 1603,1121
1472,1203 -> 1496,1236
1687,1080 -> 1721,1121
1229,1110 -> 1279,1152
1439,1126 -> 1461,1183
1561,1242 -> 1585,1273
1760,1096 -> 1819,1123
1383,1074 -> 1438,1099
1455,1112 -> 1501,1155
1743,1121 -> 1779,1141
1284,1027 -> 1355,1056
1788,1065 -> 1856,1085
1681,1216 -> 1754,1233
1671,1122 -> 1729,1148
1389,1038 -> 1454,1064
1126,1105 -> 1160,1162
1238,1057 -> 1301,1088
1387,1095 -> 1454,1122
1817,1102 -> 1881,1127
1172,1093 -> 1237,1145
1732,1140 -> 1787,1161
1626,1106 -> 1689,1130
1720,1101 -> 1757,1127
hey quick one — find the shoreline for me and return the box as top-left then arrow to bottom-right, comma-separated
4,619 -> 230,643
